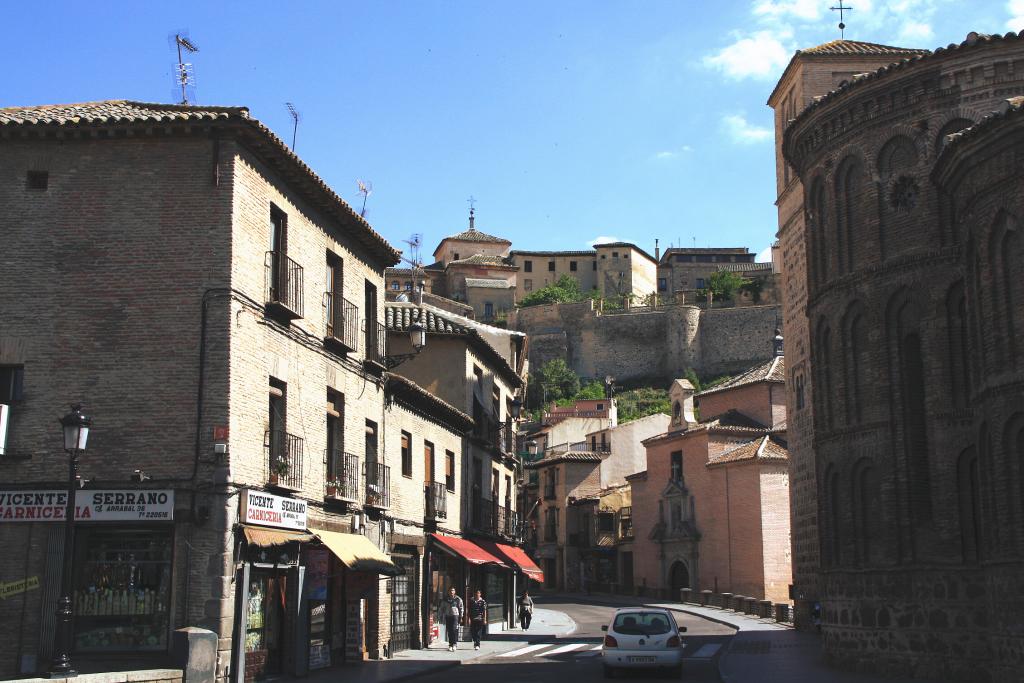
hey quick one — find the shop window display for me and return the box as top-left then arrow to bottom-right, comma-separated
72,527 -> 172,652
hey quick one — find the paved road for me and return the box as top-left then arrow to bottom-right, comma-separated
414,596 -> 735,682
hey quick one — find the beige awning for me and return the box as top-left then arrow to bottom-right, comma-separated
242,525 -> 316,547
314,528 -> 401,576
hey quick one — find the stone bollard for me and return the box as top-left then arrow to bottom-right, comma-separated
173,627 -> 217,683
759,600 -> 773,619
775,603 -> 790,623
700,589 -> 713,606
745,597 -> 758,615
680,588 -> 692,604
720,592 -> 733,610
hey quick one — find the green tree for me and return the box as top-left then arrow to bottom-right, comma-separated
706,270 -> 747,301
519,275 -> 583,307
527,358 -> 581,407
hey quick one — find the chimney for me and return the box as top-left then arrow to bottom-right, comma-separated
655,238 -> 660,262
673,379 -> 697,428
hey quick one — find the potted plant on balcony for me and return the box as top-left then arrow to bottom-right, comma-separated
269,457 -> 290,485
326,478 -> 339,497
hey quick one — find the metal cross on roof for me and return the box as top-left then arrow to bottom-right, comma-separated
830,1 -> 852,39
467,195 -> 477,211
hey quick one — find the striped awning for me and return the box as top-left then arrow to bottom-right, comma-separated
242,525 -> 315,547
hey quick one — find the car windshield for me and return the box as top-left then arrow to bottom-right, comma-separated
612,612 -> 672,636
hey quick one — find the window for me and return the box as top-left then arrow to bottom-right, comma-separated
601,254 -> 606,260
695,278 -> 705,289
795,373 -> 806,410
570,261 -> 578,272
0,366 -> 25,403
424,440 -> 435,484
592,261 -> 597,270
504,475 -> 512,507
696,255 -> 713,263
325,253 -> 345,341
445,450 -> 456,491
26,171 -> 48,190
364,280 -> 379,360
597,513 -> 614,532
453,253 -> 460,261
326,390 -> 344,462
524,279 -> 533,291
675,254 -> 687,262
670,451 -> 682,482
404,281 -> 413,291
484,302 -> 494,319
401,431 -> 412,477
492,468 -> 500,499
524,260 -> 533,273
492,386 -> 501,422
658,278 -> 667,292
391,281 -> 400,290
548,261 -> 556,272
612,252 -> 619,258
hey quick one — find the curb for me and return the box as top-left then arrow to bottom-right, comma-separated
380,660 -> 463,683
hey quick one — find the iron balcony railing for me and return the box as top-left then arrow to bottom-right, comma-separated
425,481 -> 447,520
326,449 -> 360,501
499,506 -> 518,538
325,293 -> 359,352
546,441 -> 608,455
265,251 -> 304,318
364,461 -> 390,508
266,430 -> 304,490
472,498 -> 495,535
365,321 -> 387,367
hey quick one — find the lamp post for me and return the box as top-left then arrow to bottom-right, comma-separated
385,320 -> 426,369
49,404 -> 91,678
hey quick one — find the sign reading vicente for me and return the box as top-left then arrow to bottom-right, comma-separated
241,489 -> 307,530
0,490 -> 175,522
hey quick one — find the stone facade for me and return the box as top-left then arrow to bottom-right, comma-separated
780,33 -> 1024,681
510,299 -> 781,382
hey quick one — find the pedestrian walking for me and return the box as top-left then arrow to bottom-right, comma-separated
439,586 -> 464,651
468,589 -> 488,650
518,590 -> 534,630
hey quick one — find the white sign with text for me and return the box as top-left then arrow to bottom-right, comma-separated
241,489 -> 307,530
0,490 -> 175,522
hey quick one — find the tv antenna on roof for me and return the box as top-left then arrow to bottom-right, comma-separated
830,2 -> 852,39
169,31 -> 199,105
402,234 -> 423,269
357,180 -> 373,218
285,103 -> 301,152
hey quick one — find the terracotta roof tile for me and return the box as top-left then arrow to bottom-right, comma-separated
707,435 -> 789,466
444,227 -> 512,245
936,96 -> 1024,164
698,356 -> 784,397
798,39 -> 930,56
525,452 -> 603,468
0,100 -> 401,265
716,262 -> 774,273
385,304 -> 469,335
447,254 -> 514,267
465,278 -> 513,289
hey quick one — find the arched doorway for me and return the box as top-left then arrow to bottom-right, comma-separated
669,561 -> 690,593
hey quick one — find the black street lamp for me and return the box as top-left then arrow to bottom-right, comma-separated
385,320 -> 427,369
49,404 -> 91,678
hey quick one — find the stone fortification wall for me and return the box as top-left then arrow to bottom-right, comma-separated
509,300 -> 780,382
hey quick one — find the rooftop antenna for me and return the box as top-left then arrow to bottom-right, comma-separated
285,102 -> 301,152
171,32 -> 199,105
830,2 -> 852,39
356,180 -> 373,218
402,233 -> 423,269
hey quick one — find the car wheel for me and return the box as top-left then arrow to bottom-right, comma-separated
603,665 -> 615,679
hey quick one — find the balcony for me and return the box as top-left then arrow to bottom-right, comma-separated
425,481 -> 447,520
265,251 -> 304,320
364,321 -> 387,368
364,461 -> 391,509
326,450 -> 360,502
471,497 -> 495,535
325,293 -> 359,353
266,430 -> 304,490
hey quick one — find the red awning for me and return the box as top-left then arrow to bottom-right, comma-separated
430,534 -> 509,567
478,540 -> 545,582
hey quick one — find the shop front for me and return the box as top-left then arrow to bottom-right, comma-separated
477,540 -> 545,626
0,488 -> 176,664
426,534 -> 511,641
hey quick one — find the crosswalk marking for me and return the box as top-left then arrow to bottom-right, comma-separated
540,643 -> 588,656
498,644 -> 553,658
689,643 -> 722,659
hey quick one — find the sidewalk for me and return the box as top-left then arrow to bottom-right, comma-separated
302,608 -> 575,683
542,592 -> 943,683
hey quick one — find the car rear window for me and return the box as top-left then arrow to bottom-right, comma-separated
612,612 -> 672,635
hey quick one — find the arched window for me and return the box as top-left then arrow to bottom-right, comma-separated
391,280 -> 400,290
1008,414 -> 1024,548
958,447 -> 981,563
900,331 -> 931,520
877,135 -> 920,258
842,305 -> 868,425
834,157 -> 864,273
824,465 -> 842,566
815,321 -> 835,430
851,459 -> 879,566
807,178 -> 828,289
673,401 -> 682,424
946,281 -> 971,404
998,220 -> 1022,365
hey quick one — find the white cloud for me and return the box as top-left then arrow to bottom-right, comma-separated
753,0 -> 823,21
652,145 -> 693,160
756,246 -> 773,262
1008,0 -> 1024,30
587,235 -> 622,247
722,113 -> 773,144
897,20 -> 934,42
654,151 -> 677,160
702,29 -> 793,80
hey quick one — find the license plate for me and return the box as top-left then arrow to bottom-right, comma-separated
629,656 -> 656,663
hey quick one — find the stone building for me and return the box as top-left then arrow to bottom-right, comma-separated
766,38 -> 931,631
628,353 -> 790,604
508,242 -> 658,303
656,247 -> 756,295
776,31 -> 1024,681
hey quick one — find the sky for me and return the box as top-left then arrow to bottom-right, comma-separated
5,1 -> 1022,264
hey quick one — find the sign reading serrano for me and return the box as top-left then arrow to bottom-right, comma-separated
241,489 -> 307,530
0,490 -> 175,522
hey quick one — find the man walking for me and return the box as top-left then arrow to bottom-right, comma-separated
518,590 -> 534,631
468,589 -> 488,650
440,586 -> 464,651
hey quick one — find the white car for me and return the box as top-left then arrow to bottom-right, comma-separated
601,607 -> 687,678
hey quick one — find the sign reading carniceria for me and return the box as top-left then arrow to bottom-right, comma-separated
241,489 -> 307,530
0,490 -> 175,522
